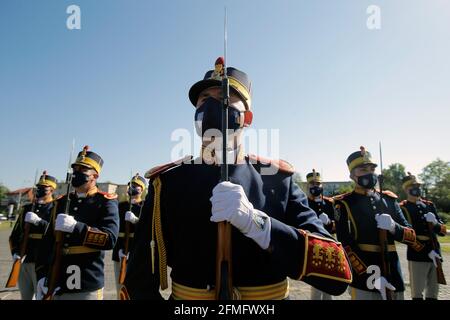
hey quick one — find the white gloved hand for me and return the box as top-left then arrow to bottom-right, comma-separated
25,211 -> 42,226
36,277 -> 60,300
319,213 -> 330,226
210,181 -> 271,250
428,250 -> 442,268
12,253 -> 21,262
118,249 -> 129,260
55,213 -> 77,233
374,276 -> 396,300
425,212 -> 438,225
125,211 -> 139,224
375,214 -> 396,234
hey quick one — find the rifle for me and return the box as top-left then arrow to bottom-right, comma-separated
5,169 -> 39,288
118,172 -> 137,285
428,222 -> 447,285
215,7 -> 234,300
377,142 -> 393,300
44,140 -> 75,300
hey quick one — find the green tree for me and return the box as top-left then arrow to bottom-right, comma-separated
419,159 -> 450,212
381,163 -> 407,199
0,183 -> 10,214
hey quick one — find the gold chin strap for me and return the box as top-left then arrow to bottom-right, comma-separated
151,177 -> 168,290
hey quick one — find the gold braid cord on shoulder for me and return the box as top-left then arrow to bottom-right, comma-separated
151,177 -> 168,290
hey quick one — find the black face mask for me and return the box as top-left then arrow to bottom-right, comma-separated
309,186 -> 323,197
35,187 -> 48,198
71,171 -> 90,188
357,173 -> 378,189
128,186 -> 140,196
194,97 -> 242,136
409,187 -> 421,197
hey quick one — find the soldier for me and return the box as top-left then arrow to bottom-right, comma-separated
112,173 -> 146,299
399,172 -> 446,300
305,169 -> 336,300
35,146 -> 119,300
9,171 -> 57,300
334,146 -> 416,300
121,58 -> 352,300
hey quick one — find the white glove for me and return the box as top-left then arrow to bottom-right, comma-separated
428,250 -> 442,268
375,214 -> 396,233
319,213 -> 330,226
210,181 -> 271,250
25,211 -> 42,226
425,212 -> 438,225
12,253 -> 21,262
125,211 -> 139,224
118,249 -> 129,260
36,278 -> 60,300
374,276 -> 396,300
55,213 -> 77,233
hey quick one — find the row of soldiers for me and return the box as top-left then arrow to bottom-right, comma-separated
8,59 -> 446,300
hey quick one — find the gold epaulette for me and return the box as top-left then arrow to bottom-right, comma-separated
381,190 -> 398,199
145,155 -> 193,180
247,154 -> 295,175
98,191 -> 118,200
323,196 -> 334,204
421,198 -> 433,205
332,192 -> 351,202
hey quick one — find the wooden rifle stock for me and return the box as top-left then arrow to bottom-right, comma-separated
5,223 -> 31,288
118,221 -> 131,285
378,229 -> 393,300
428,222 -> 447,285
44,230 -> 64,300
215,222 -> 233,300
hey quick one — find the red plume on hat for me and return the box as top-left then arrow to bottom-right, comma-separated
215,56 -> 224,66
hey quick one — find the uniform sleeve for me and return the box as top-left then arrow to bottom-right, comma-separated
71,198 -> 120,250
123,183 -> 163,300
35,204 -> 57,281
390,200 -> 416,245
268,178 -> 352,296
335,200 -> 368,278
429,203 -> 447,236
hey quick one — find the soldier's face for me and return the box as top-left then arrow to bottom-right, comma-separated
196,87 -> 246,112
351,164 -> 376,180
73,165 -> 98,183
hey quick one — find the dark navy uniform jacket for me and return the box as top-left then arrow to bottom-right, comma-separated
335,189 -> 416,292
123,156 -> 352,300
36,187 -> 119,294
9,201 -> 53,263
112,201 -> 143,262
307,196 -> 336,234
400,199 -> 446,262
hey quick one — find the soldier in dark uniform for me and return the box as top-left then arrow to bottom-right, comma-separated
113,174 -> 146,298
334,146 -> 416,300
121,58 -> 352,300
9,171 -> 57,300
305,169 -> 336,300
35,146 -> 119,300
399,172 -> 446,300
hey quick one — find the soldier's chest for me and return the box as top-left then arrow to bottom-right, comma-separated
407,203 -> 428,230
67,197 -> 103,224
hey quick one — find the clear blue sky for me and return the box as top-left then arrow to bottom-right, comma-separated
1,0 -> 449,190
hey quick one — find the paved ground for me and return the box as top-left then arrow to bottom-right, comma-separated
1,222 -> 449,300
